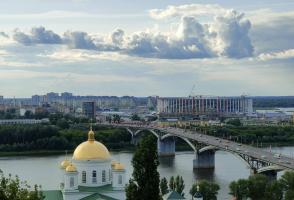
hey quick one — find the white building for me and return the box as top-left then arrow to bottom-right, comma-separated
44,128 -> 127,200
157,95 -> 253,117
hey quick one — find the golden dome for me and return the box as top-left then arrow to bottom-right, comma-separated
73,128 -> 110,161
66,163 -> 77,172
113,162 -> 125,171
111,160 -> 117,167
60,159 -> 70,169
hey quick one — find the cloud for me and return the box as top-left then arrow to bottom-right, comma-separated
9,5 -> 254,60
111,29 -> 125,46
213,10 -> 253,58
149,4 -> 226,19
258,49 -> 294,61
13,26 -> 62,45
0,32 -> 8,38
63,31 -> 97,50
249,10 -> 294,54
126,10 -> 253,59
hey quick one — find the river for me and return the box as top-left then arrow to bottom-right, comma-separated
0,147 -> 293,199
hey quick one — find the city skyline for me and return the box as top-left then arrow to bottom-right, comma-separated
0,0 -> 294,97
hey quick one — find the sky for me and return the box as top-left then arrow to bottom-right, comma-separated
0,0 -> 293,97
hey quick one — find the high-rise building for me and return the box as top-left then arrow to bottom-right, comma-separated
82,101 -> 96,119
157,95 -> 253,118
46,92 -> 59,102
61,92 -> 73,100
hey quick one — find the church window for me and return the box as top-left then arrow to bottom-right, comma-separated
118,175 -> 122,185
82,171 -> 86,183
102,170 -> 106,182
70,177 -> 74,187
92,170 -> 97,183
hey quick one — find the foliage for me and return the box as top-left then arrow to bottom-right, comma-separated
229,179 -> 249,200
131,114 -> 141,121
230,172 -> 294,200
264,181 -> 283,200
196,180 -> 220,200
226,118 -> 241,126
125,179 -> 139,200
125,135 -> 160,200
0,170 -> 44,200
169,176 -> 175,191
0,124 -> 132,153
280,171 -> 294,200
160,177 -> 169,196
168,175 -> 185,197
112,114 -> 121,123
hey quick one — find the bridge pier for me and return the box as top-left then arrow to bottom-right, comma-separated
157,137 -> 175,157
250,168 -> 278,181
193,150 -> 215,169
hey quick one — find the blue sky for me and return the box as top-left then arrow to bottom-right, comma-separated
0,0 -> 293,97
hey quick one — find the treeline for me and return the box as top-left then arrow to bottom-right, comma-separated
0,124 -> 132,153
230,172 -> 294,200
253,96 -> 294,108
194,125 -> 294,145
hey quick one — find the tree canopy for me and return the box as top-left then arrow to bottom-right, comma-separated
125,134 -> 160,200
0,170 -> 44,200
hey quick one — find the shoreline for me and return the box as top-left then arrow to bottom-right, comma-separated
0,143 -> 292,157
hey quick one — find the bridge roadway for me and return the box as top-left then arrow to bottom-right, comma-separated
99,123 -> 294,170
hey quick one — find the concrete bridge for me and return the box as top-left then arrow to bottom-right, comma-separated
98,123 -> 294,179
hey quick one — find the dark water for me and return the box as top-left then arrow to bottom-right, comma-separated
0,147 -> 293,199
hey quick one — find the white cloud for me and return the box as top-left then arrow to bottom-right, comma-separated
258,49 -> 294,61
149,4 -> 226,19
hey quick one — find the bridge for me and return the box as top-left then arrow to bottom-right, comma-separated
98,123 -> 294,180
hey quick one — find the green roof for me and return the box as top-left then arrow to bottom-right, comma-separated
43,190 -> 63,200
164,191 -> 185,200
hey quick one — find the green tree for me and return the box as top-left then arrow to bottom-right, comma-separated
0,170 -> 44,200
248,174 -> 268,200
160,177 -> 169,196
189,183 -> 198,198
131,114 -> 141,121
112,114 -> 121,123
169,176 -> 175,191
280,171 -> 294,200
125,179 -> 139,200
175,175 -> 185,197
264,181 -> 283,200
125,135 -> 160,200
198,180 -> 220,200
229,179 -> 249,200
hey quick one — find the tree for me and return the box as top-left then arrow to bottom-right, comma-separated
112,114 -> 121,123
175,175 -> 185,197
125,135 -> 160,200
264,181 -> 283,200
280,171 -> 294,200
229,179 -> 249,200
248,174 -> 268,200
226,118 -> 241,126
125,179 -> 139,200
0,170 -> 44,200
131,114 -> 141,121
169,176 -> 175,191
190,183 -> 198,198
198,180 -> 220,200
160,177 -> 169,196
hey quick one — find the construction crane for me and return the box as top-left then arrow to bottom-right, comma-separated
189,84 -> 196,97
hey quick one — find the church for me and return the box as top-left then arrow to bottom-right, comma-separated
44,128 -> 127,200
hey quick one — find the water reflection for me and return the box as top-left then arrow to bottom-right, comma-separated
193,168 -> 215,181
159,156 -> 175,167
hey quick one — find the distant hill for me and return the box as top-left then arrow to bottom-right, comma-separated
252,96 -> 294,108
